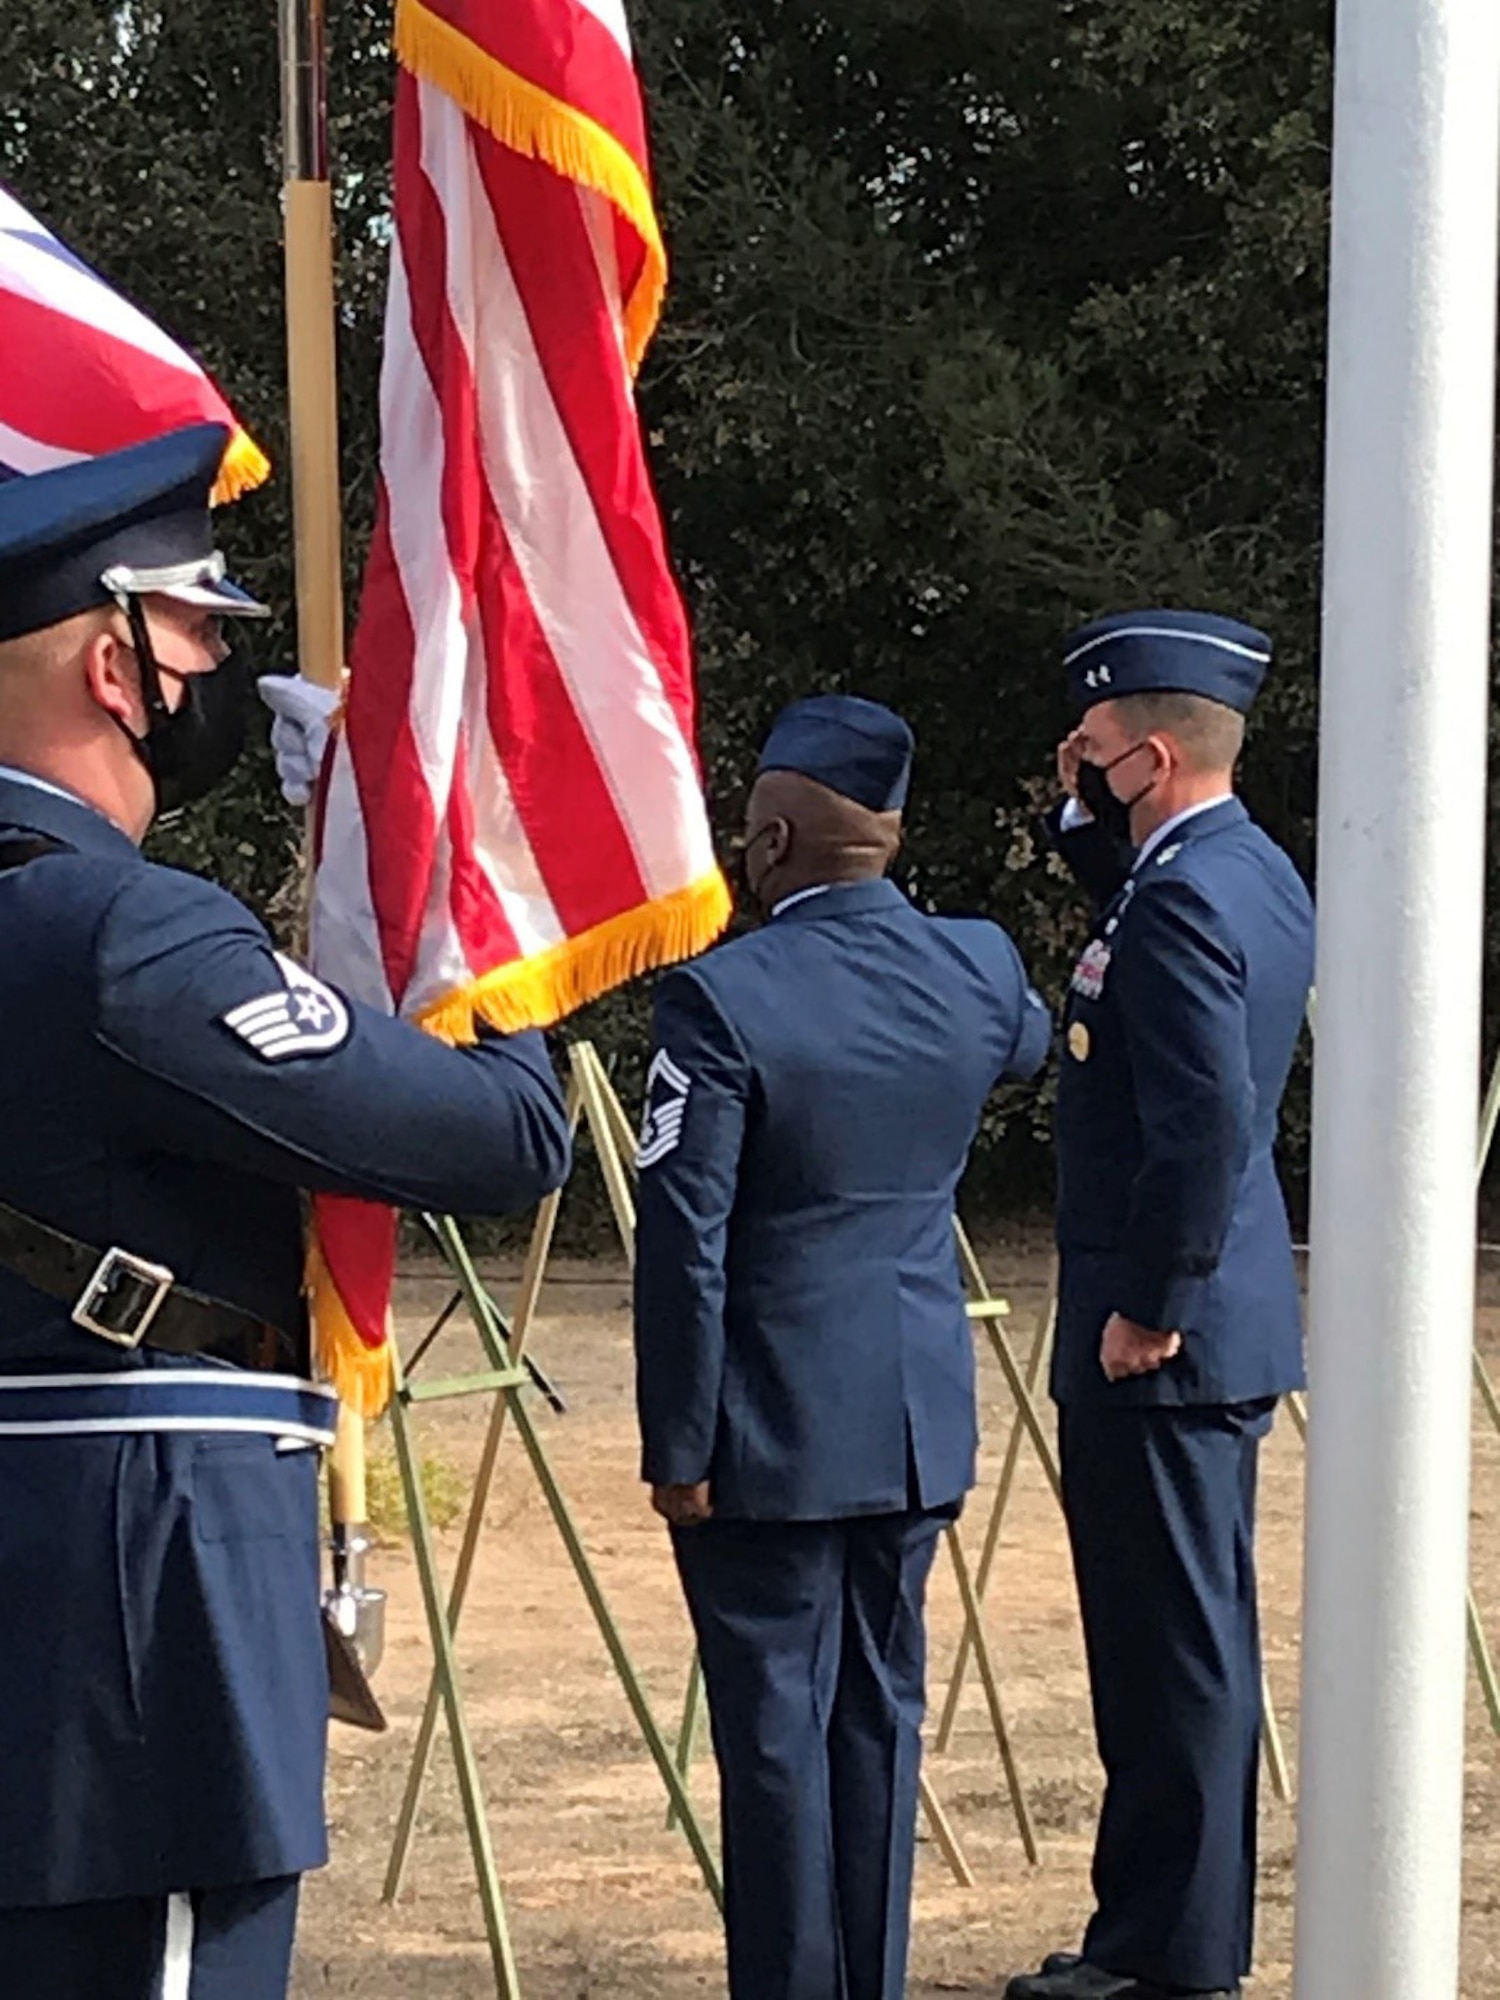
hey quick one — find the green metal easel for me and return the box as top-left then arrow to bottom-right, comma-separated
378,1047 -> 722,2000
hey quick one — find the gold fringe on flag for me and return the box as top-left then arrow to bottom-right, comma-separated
211,425 -> 272,506
418,869 -> 733,1044
309,873 -> 731,1413
392,0 -> 667,375
307,1233 -> 396,1419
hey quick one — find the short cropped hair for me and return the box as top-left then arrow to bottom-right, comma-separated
1111,690 -> 1245,775
0,608 -> 109,682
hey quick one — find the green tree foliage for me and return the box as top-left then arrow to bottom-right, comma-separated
628,0 -> 1337,1200
2,0 -> 1492,1215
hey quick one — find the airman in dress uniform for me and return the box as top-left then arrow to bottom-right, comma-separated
0,424 -> 572,1999
1007,611 -> 1315,2000
633,695 -> 1051,2000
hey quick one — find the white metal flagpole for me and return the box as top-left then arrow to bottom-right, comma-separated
1295,0 -> 1500,1988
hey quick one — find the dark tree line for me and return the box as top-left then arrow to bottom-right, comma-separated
3,0 -> 1497,1218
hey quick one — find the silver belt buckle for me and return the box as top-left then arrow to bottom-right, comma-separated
71,1247 -> 176,1348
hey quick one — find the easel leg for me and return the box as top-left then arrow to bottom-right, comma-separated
953,1224 -> 1062,1500
590,1047 -> 648,1186
1259,1665 -> 1293,1806
917,1771 -> 976,1887
944,1524 -> 1039,1865
935,1298 -> 1054,1752
951,1216 -> 997,1303
435,1215 -> 724,1910
1476,1042 -> 1500,1187
575,1050 -> 716,1847
953,1240 -> 1295,1823
1288,1387 -> 1500,1745
979,1315 -> 1062,1505
387,1333 -> 522,1999
1466,1048 -> 1500,1727
984,1306 -> 1294,1806
665,1652 -> 704,1833
1473,1345 -> 1500,1439
570,1044 -> 637,1261
1468,1595 -> 1500,1738
385,1085 -> 582,1902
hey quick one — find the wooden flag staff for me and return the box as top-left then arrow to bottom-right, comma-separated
276,0 -> 383,1689
278,0 -> 344,686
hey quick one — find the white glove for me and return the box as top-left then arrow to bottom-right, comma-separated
257,674 -> 340,806
1058,795 -> 1094,831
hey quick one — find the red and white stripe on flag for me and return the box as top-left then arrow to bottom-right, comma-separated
0,185 -> 267,500
308,0 -> 730,1409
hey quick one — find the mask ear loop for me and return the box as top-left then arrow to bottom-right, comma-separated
1099,736 -> 1164,813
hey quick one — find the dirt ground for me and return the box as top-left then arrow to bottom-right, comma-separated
291,1242 -> 1500,1997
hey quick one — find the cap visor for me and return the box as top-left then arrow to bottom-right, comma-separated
159,574 -> 270,618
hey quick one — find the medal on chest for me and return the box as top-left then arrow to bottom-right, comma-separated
1069,935 -> 1112,1003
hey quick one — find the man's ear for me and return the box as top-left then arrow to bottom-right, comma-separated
763,816 -> 792,866
1143,731 -> 1176,780
82,624 -> 140,730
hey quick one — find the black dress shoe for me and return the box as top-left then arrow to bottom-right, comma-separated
1004,1962 -> 1239,2000
1005,1967 -> 1129,2000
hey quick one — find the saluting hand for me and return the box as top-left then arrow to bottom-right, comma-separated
1056,728 -> 1086,801
651,1481 -> 714,1527
1100,1312 -> 1182,1382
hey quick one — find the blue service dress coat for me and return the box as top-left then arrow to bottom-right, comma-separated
0,773 -> 571,1909
634,876 -> 1052,1519
1047,794 -> 1314,1993
1052,796 -> 1313,1404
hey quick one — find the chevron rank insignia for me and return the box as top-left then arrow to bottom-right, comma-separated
637,1049 -> 692,1170
221,953 -> 351,1061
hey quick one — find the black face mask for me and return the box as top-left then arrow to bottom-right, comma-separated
117,597 -> 248,815
144,654 -> 250,815
1076,741 -> 1156,846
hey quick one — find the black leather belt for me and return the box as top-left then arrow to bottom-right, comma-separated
0,1200 -> 279,1358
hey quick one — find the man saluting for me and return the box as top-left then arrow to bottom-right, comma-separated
1009,611 -> 1314,2000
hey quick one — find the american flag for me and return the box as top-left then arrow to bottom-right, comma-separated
309,0 -> 729,1409
0,185 -> 266,499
